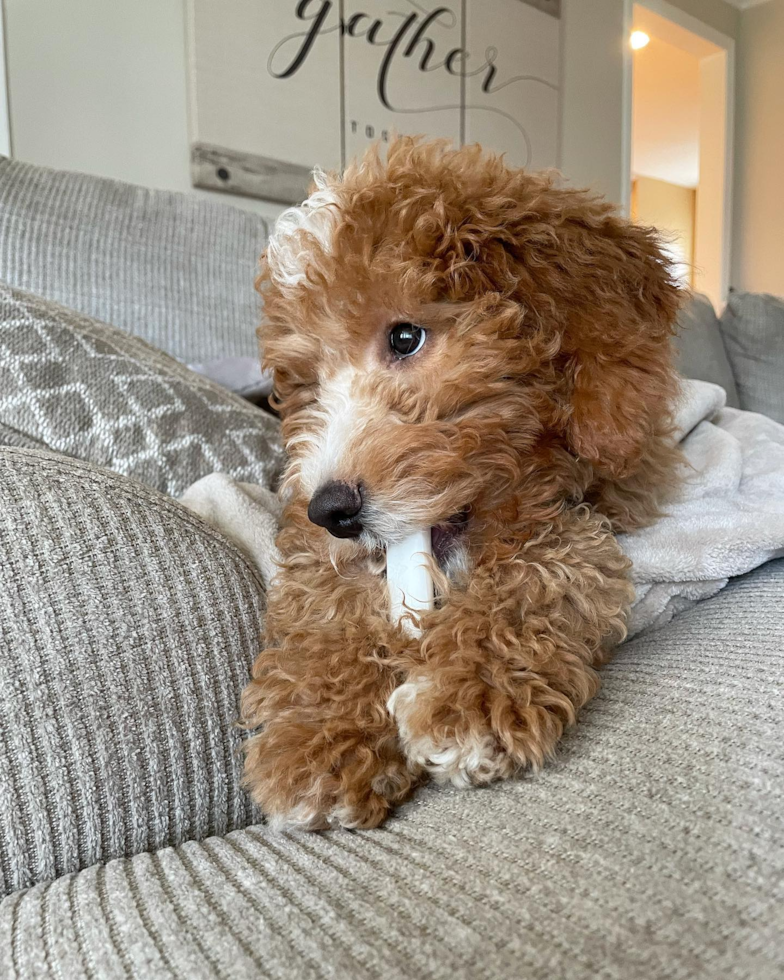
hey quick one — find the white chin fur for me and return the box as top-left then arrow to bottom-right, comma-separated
388,678 -> 514,788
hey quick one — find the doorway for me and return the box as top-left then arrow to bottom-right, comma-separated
629,1 -> 734,312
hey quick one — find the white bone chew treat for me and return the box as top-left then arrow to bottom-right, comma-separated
386,529 -> 434,635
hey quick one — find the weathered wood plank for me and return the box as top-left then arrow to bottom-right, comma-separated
190,143 -> 312,205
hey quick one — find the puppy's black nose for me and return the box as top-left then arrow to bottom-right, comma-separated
308,481 -> 364,539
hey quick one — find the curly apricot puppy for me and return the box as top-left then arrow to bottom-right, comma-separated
241,138 -> 683,830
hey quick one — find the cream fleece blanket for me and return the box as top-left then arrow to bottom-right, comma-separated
618,379 -> 784,635
181,380 -> 784,639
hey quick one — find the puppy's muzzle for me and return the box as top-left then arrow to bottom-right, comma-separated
308,481 -> 364,539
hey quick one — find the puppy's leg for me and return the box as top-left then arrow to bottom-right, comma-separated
241,555 -> 419,830
389,508 -> 633,787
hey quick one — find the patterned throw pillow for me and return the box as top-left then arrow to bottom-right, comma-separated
0,283 -> 284,497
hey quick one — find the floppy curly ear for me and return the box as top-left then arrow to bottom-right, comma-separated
560,215 -> 682,479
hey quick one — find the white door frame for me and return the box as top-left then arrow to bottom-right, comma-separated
629,0 -> 735,306
0,0 -> 10,157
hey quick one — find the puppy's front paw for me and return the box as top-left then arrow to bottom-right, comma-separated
388,672 -> 575,788
243,719 -> 417,831
388,677 -> 515,787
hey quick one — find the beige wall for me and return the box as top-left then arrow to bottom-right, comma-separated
560,0 -> 632,208
632,175 -> 696,284
733,0 -> 784,298
2,0 -> 284,222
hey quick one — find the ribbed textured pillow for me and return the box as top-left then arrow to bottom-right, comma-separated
0,155 -> 271,394
675,293 -> 740,407
720,292 -> 784,423
0,284 -> 284,496
0,447 -> 264,897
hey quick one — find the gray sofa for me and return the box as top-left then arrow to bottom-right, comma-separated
0,157 -> 782,980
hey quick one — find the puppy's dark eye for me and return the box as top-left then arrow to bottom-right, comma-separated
389,323 -> 426,359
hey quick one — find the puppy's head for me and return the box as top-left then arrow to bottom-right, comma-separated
259,138 -> 680,554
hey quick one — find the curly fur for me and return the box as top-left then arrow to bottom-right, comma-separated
241,137 -> 684,830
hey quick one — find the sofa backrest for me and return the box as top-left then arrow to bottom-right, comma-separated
675,293 -> 740,408
0,156 -> 269,389
720,292 -> 784,425
0,446 -> 265,896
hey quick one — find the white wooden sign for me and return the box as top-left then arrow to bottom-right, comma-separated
188,0 -> 561,203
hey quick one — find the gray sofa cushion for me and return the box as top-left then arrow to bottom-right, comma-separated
0,447 -> 264,898
720,292 -> 784,424
675,293 -> 740,407
1,513 -> 781,977
0,155 -> 271,395
0,284 -> 284,497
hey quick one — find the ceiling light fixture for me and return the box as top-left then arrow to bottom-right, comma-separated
631,30 -> 650,50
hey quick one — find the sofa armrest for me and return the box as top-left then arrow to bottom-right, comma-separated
0,447 -> 264,897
